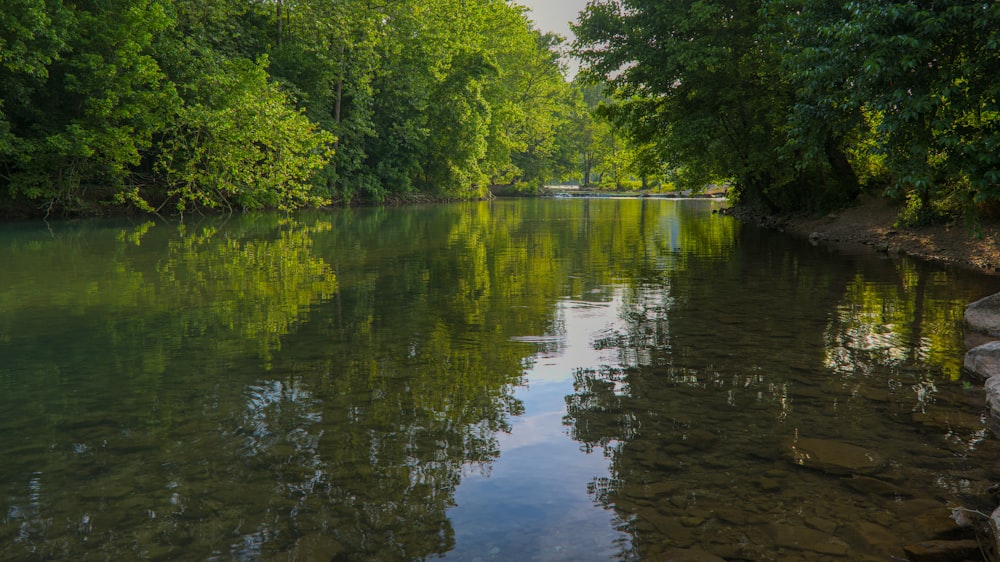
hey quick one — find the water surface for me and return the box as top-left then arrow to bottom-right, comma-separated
2,199 -> 1000,561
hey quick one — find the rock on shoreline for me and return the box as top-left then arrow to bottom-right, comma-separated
961,290 -> 1000,562
966,294 -> 1000,419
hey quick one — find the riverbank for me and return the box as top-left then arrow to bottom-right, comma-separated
730,193 -> 1000,276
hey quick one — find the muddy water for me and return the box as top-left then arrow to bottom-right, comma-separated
1,199 -> 1000,561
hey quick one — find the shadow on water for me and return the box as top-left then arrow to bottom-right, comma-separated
0,199 -> 999,560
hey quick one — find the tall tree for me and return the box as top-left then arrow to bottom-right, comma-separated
779,0 -> 1000,223
574,0 -> 860,211
1,0 -> 178,213
0,0 -> 592,215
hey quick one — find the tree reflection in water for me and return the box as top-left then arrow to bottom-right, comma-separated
563,225 -> 1000,560
0,209 -> 527,560
2,200 -> 1000,560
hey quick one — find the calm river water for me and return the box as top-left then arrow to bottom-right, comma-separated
3,198 -> 1000,561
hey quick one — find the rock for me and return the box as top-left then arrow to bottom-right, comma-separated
965,341 -> 1000,380
912,406 -> 986,433
284,534 -> 344,561
684,428 -> 718,450
702,543 -> 752,560
804,516 -> 839,534
988,507 -> 1000,555
842,475 -> 907,497
670,495 -> 690,509
967,330 -> 998,351
986,375 -> 1000,421
784,437 -> 885,475
768,524 -> 850,556
620,480 -> 683,504
645,481 -> 685,499
902,539 -> 980,562
641,510 -> 696,547
966,293 -> 1000,336
713,508 -> 746,526
754,477 -> 781,492
839,522 -> 903,559
913,508 -> 966,540
891,499 -> 947,518
653,547 -> 727,562
679,516 -> 705,528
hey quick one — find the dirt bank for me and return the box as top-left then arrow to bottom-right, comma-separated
739,194 -> 1000,275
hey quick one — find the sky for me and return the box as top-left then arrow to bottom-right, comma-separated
515,0 -> 589,41
515,0 -> 590,77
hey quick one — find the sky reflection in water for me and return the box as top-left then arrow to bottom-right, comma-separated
448,296 -> 631,561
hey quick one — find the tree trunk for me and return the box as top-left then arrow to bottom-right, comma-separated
738,172 -> 777,212
276,0 -> 283,47
825,136 -> 859,200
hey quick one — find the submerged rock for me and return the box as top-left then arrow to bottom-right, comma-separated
913,507 -> 968,540
839,521 -> 903,558
902,539 -> 980,562
842,475 -> 907,497
768,524 -> 850,556
784,437 -> 886,475
640,509 -> 697,548
912,405 -> 986,433
754,476 -> 781,493
283,534 -> 344,561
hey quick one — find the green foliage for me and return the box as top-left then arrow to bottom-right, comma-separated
0,0 -> 340,216
576,0 -> 785,209
0,0 -> 73,161
0,0 -> 178,212
0,0 -> 589,216
840,1 -> 1000,221
423,51 -> 496,196
575,0 -> 1000,220
266,0 -> 583,202
155,57 -> 335,212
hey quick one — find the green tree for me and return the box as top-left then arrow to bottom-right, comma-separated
154,57 -> 335,213
779,0 -> 1000,223
481,25 -> 578,189
267,0 -> 383,202
574,0 -> 860,211
1,0 -> 593,216
0,0 -> 338,215
1,0 -> 178,214
0,0 -> 73,160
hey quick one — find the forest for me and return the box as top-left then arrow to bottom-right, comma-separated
2,0 -> 999,222
0,0 -> 612,216
574,0 -> 1000,224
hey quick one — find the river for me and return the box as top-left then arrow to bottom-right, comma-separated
2,198 -> 1000,560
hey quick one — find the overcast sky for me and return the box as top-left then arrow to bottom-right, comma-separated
516,0 -> 589,40
515,0 -> 590,77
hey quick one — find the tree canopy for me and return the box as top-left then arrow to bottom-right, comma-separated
0,0 -> 588,216
8,0 -> 991,219
574,0 -> 1000,221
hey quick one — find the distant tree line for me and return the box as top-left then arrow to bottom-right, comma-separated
574,0 -> 1000,224
0,0 -> 594,216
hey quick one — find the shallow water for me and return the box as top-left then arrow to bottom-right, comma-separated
2,198 -> 1000,561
